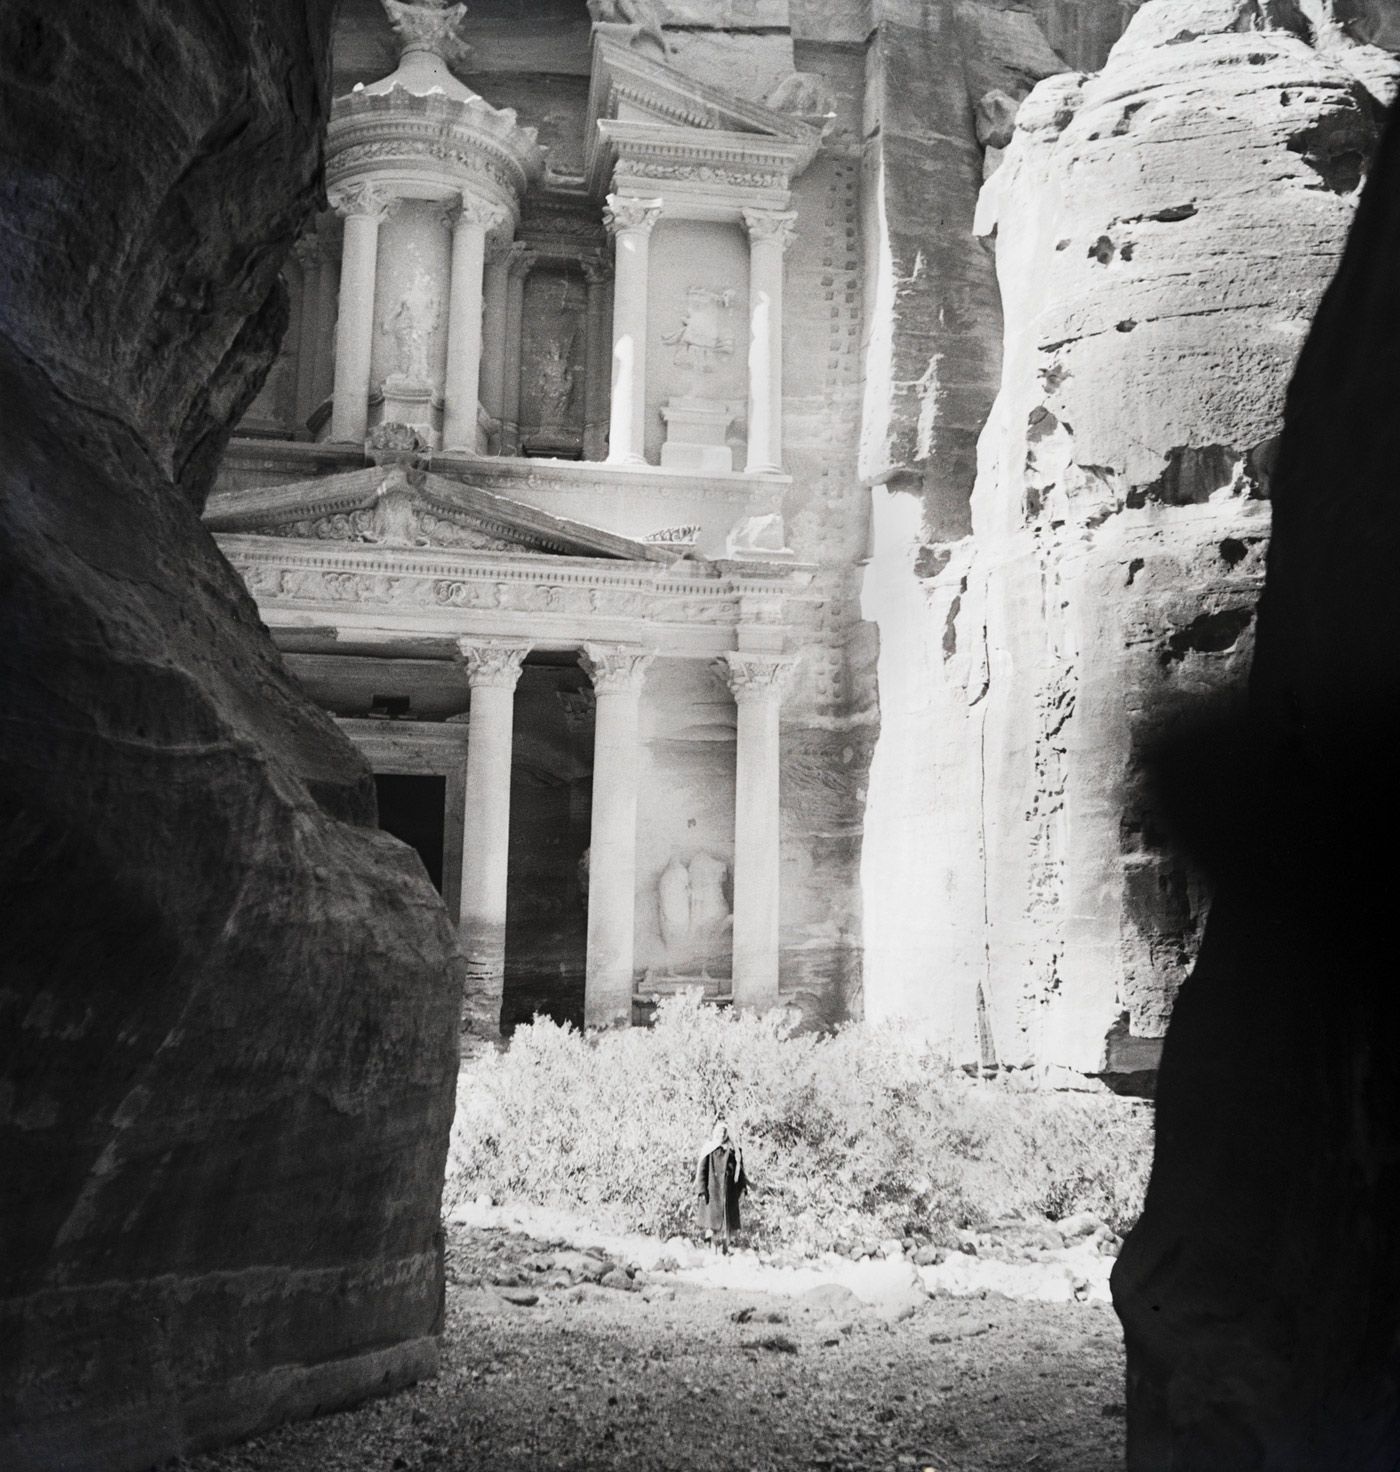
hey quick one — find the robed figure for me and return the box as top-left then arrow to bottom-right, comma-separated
694,1119 -> 747,1252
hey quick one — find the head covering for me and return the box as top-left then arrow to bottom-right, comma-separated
708,1119 -> 731,1152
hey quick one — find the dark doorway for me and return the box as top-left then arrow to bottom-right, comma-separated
501,665 -> 593,1035
374,774 -> 446,893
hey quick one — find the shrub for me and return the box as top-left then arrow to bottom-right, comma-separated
445,993 -> 1153,1252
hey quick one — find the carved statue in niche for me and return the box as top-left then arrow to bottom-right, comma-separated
586,0 -> 670,56
382,283 -> 440,386
535,336 -> 576,426
657,852 -> 732,964
663,287 -> 735,375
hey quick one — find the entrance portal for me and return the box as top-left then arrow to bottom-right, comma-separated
374,773 -> 447,894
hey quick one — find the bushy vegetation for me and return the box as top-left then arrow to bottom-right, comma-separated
445,994 -> 1153,1254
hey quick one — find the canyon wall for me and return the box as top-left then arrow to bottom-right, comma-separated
859,0 -> 1397,1079
1115,91 -> 1400,1470
0,4 -> 463,1468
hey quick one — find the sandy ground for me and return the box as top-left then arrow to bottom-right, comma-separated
178,1219 -> 1127,1472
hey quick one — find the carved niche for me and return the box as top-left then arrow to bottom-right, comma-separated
518,263 -> 588,456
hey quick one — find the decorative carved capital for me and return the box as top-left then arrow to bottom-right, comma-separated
604,194 -> 663,239
458,640 -> 530,691
579,643 -> 655,695
716,651 -> 799,704
741,208 -> 798,252
383,0 -> 472,63
329,181 -> 397,222
506,241 -> 538,280
290,235 -> 324,269
441,193 -> 501,234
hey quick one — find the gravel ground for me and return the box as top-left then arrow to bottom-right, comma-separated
177,1224 -> 1127,1472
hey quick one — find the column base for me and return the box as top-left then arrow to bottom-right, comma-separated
743,460 -> 783,476
606,451 -> 649,467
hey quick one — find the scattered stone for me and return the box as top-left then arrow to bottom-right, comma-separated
913,1244 -> 945,1267
495,1289 -> 539,1308
742,1334 -> 799,1354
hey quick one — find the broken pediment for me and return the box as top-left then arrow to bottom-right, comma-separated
585,35 -> 821,200
203,465 -> 672,562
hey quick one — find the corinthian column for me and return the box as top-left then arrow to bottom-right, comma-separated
579,644 -> 655,1028
442,196 -> 497,453
291,235 -> 322,436
500,244 -> 535,456
329,182 -> 394,444
479,235 -> 512,448
604,195 -> 662,464
740,208 -> 797,475
718,652 -> 798,1009
582,255 -> 612,462
457,640 -> 531,1033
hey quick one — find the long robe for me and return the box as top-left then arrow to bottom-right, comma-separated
695,1143 -> 746,1236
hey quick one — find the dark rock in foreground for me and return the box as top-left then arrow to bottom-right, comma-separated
0,4 -> 462,1468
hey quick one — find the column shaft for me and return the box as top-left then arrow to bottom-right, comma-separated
457,643 -> 529,1034
580,646 -> 654,1029
582,260 -> 611,461
741,210 -> 795,475
721,653 -> 796,1010
480,244 -> 511,448
442,206 -> 489,452
293,246 -> 322,435
313,242 -> 340,414
330,194 -> 388,444
605,196 -> 661,464
500,247 -> 532,456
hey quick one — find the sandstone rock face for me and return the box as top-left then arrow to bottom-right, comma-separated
857,0 -> 1065,538
0,4 -> 463,1469
860,0 -> 1397,1076
1114,92 -> 1400,1472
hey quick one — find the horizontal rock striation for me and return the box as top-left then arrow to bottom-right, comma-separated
860,0 -> 1397,1079
0,3 -> 463,1468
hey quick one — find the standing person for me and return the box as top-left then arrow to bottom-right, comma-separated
695,1118 -> 747,1254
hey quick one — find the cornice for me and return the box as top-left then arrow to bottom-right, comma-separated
584,36 -> 820,203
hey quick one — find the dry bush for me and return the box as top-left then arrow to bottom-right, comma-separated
445,994 -> 1153,1252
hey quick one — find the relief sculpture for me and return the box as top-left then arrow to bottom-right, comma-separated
382,285 -> 440,386
663,287 -> 735,374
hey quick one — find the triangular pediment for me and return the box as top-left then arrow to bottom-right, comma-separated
203,465 -> 672,562
586,37 -> 820,196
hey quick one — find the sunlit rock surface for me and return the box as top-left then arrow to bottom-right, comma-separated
859,0 -> 1397,1079
1115,87 -> 1400,1472
0,4 -> 463,1468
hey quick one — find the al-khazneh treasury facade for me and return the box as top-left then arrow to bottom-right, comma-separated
210,0 -> 1395,1078
211,0 -> 871,1038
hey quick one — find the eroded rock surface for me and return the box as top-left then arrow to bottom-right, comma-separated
0,4 -> 462,1468
860,0 -> 1397,1079
1114,89 -> 1400,1472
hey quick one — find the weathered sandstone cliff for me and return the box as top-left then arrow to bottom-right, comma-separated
1115,88 -> 1400,1471
0,4 -> 462,1468
860,0 -> 1397,1079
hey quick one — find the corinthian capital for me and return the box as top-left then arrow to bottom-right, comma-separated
458,640 -> 530,691
329,181 -> 397,221
383,0 -> 472,62
579,643 -> 655,695
716,651 -> 799,704
604,194 -> 663,238
440,193 -> 502,234
741,208 -> 799,252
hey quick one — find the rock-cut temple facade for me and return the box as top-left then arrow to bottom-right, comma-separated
210,0 -> 1399,1083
